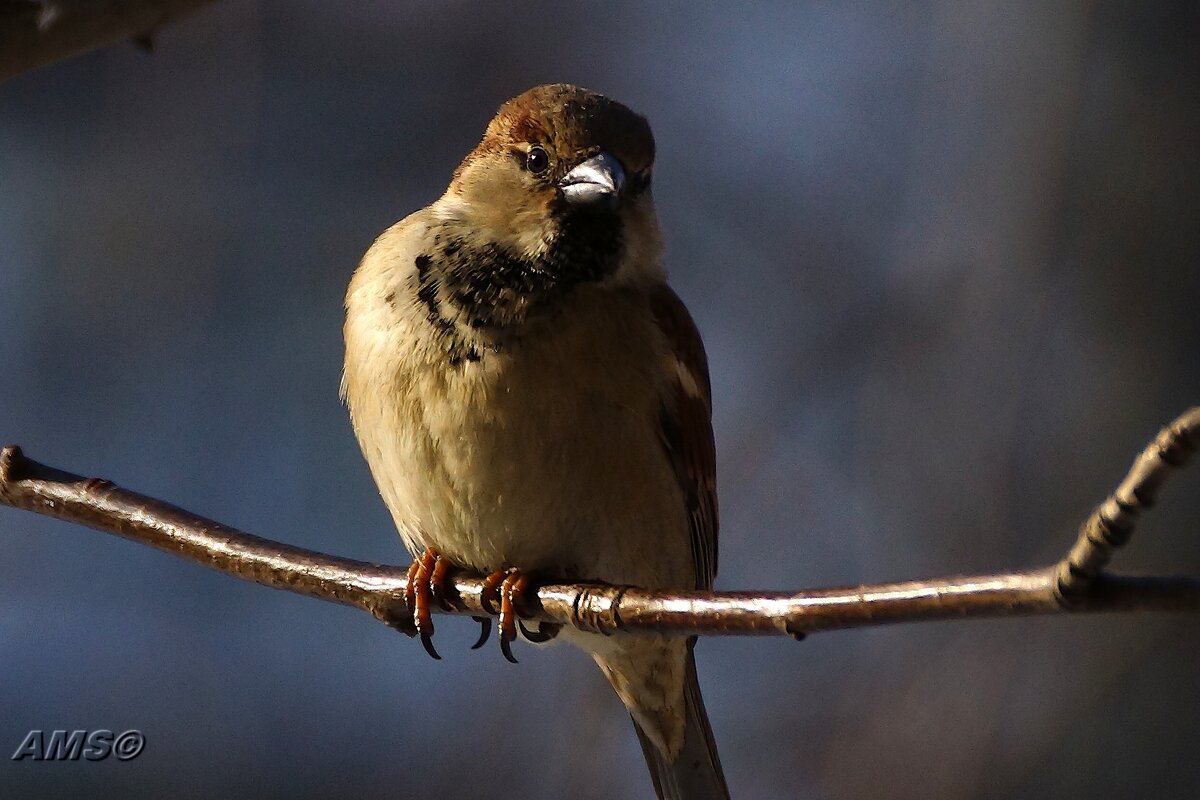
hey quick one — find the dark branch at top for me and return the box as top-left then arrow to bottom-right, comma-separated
0,0 -> 217,82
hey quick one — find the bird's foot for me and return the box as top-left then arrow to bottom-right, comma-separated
404,547 -> 455,660
478,567 -> 561,663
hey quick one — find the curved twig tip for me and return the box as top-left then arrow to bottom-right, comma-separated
1055,407 -> 1200,602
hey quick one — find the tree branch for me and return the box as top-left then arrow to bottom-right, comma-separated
0,0 -> 217,82
1,407 -> 1198,639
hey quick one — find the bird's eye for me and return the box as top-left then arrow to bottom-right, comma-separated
526,146 -> 550,175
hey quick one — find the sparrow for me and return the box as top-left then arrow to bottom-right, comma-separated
342,84 -> 728,800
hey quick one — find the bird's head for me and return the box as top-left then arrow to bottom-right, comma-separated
443,84 -> 662,291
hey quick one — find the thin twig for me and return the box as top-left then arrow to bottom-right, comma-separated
1,408 -> 1198,639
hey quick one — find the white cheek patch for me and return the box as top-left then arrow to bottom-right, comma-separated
432,194 -> 469,224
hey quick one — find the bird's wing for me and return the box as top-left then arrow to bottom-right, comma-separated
650,284 -> 718,590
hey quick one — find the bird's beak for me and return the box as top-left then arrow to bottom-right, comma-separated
559,151 -> 626,209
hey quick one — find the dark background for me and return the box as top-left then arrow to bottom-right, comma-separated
2,2 -> 1199,798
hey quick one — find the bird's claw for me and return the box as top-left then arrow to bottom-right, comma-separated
404,547 -> 455,660
470,616 -> 492,649
518,618 -> 561,643
499,569 -> 526,663
479,568 -> 517,662
479,567 -> 549,663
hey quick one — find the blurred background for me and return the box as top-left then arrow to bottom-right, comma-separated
2,1 -> 1198,798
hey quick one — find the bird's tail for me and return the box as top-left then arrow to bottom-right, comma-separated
631,646 -> 730,800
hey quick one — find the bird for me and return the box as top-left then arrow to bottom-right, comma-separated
342,83 -> 728,800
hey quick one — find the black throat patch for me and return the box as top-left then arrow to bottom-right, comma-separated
413,211 -> 623,365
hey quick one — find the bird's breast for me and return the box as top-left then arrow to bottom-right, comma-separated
346,280 -> 694,588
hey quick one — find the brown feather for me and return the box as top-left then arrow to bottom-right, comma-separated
454,84 -> 656,187
650,284 -> 718,590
